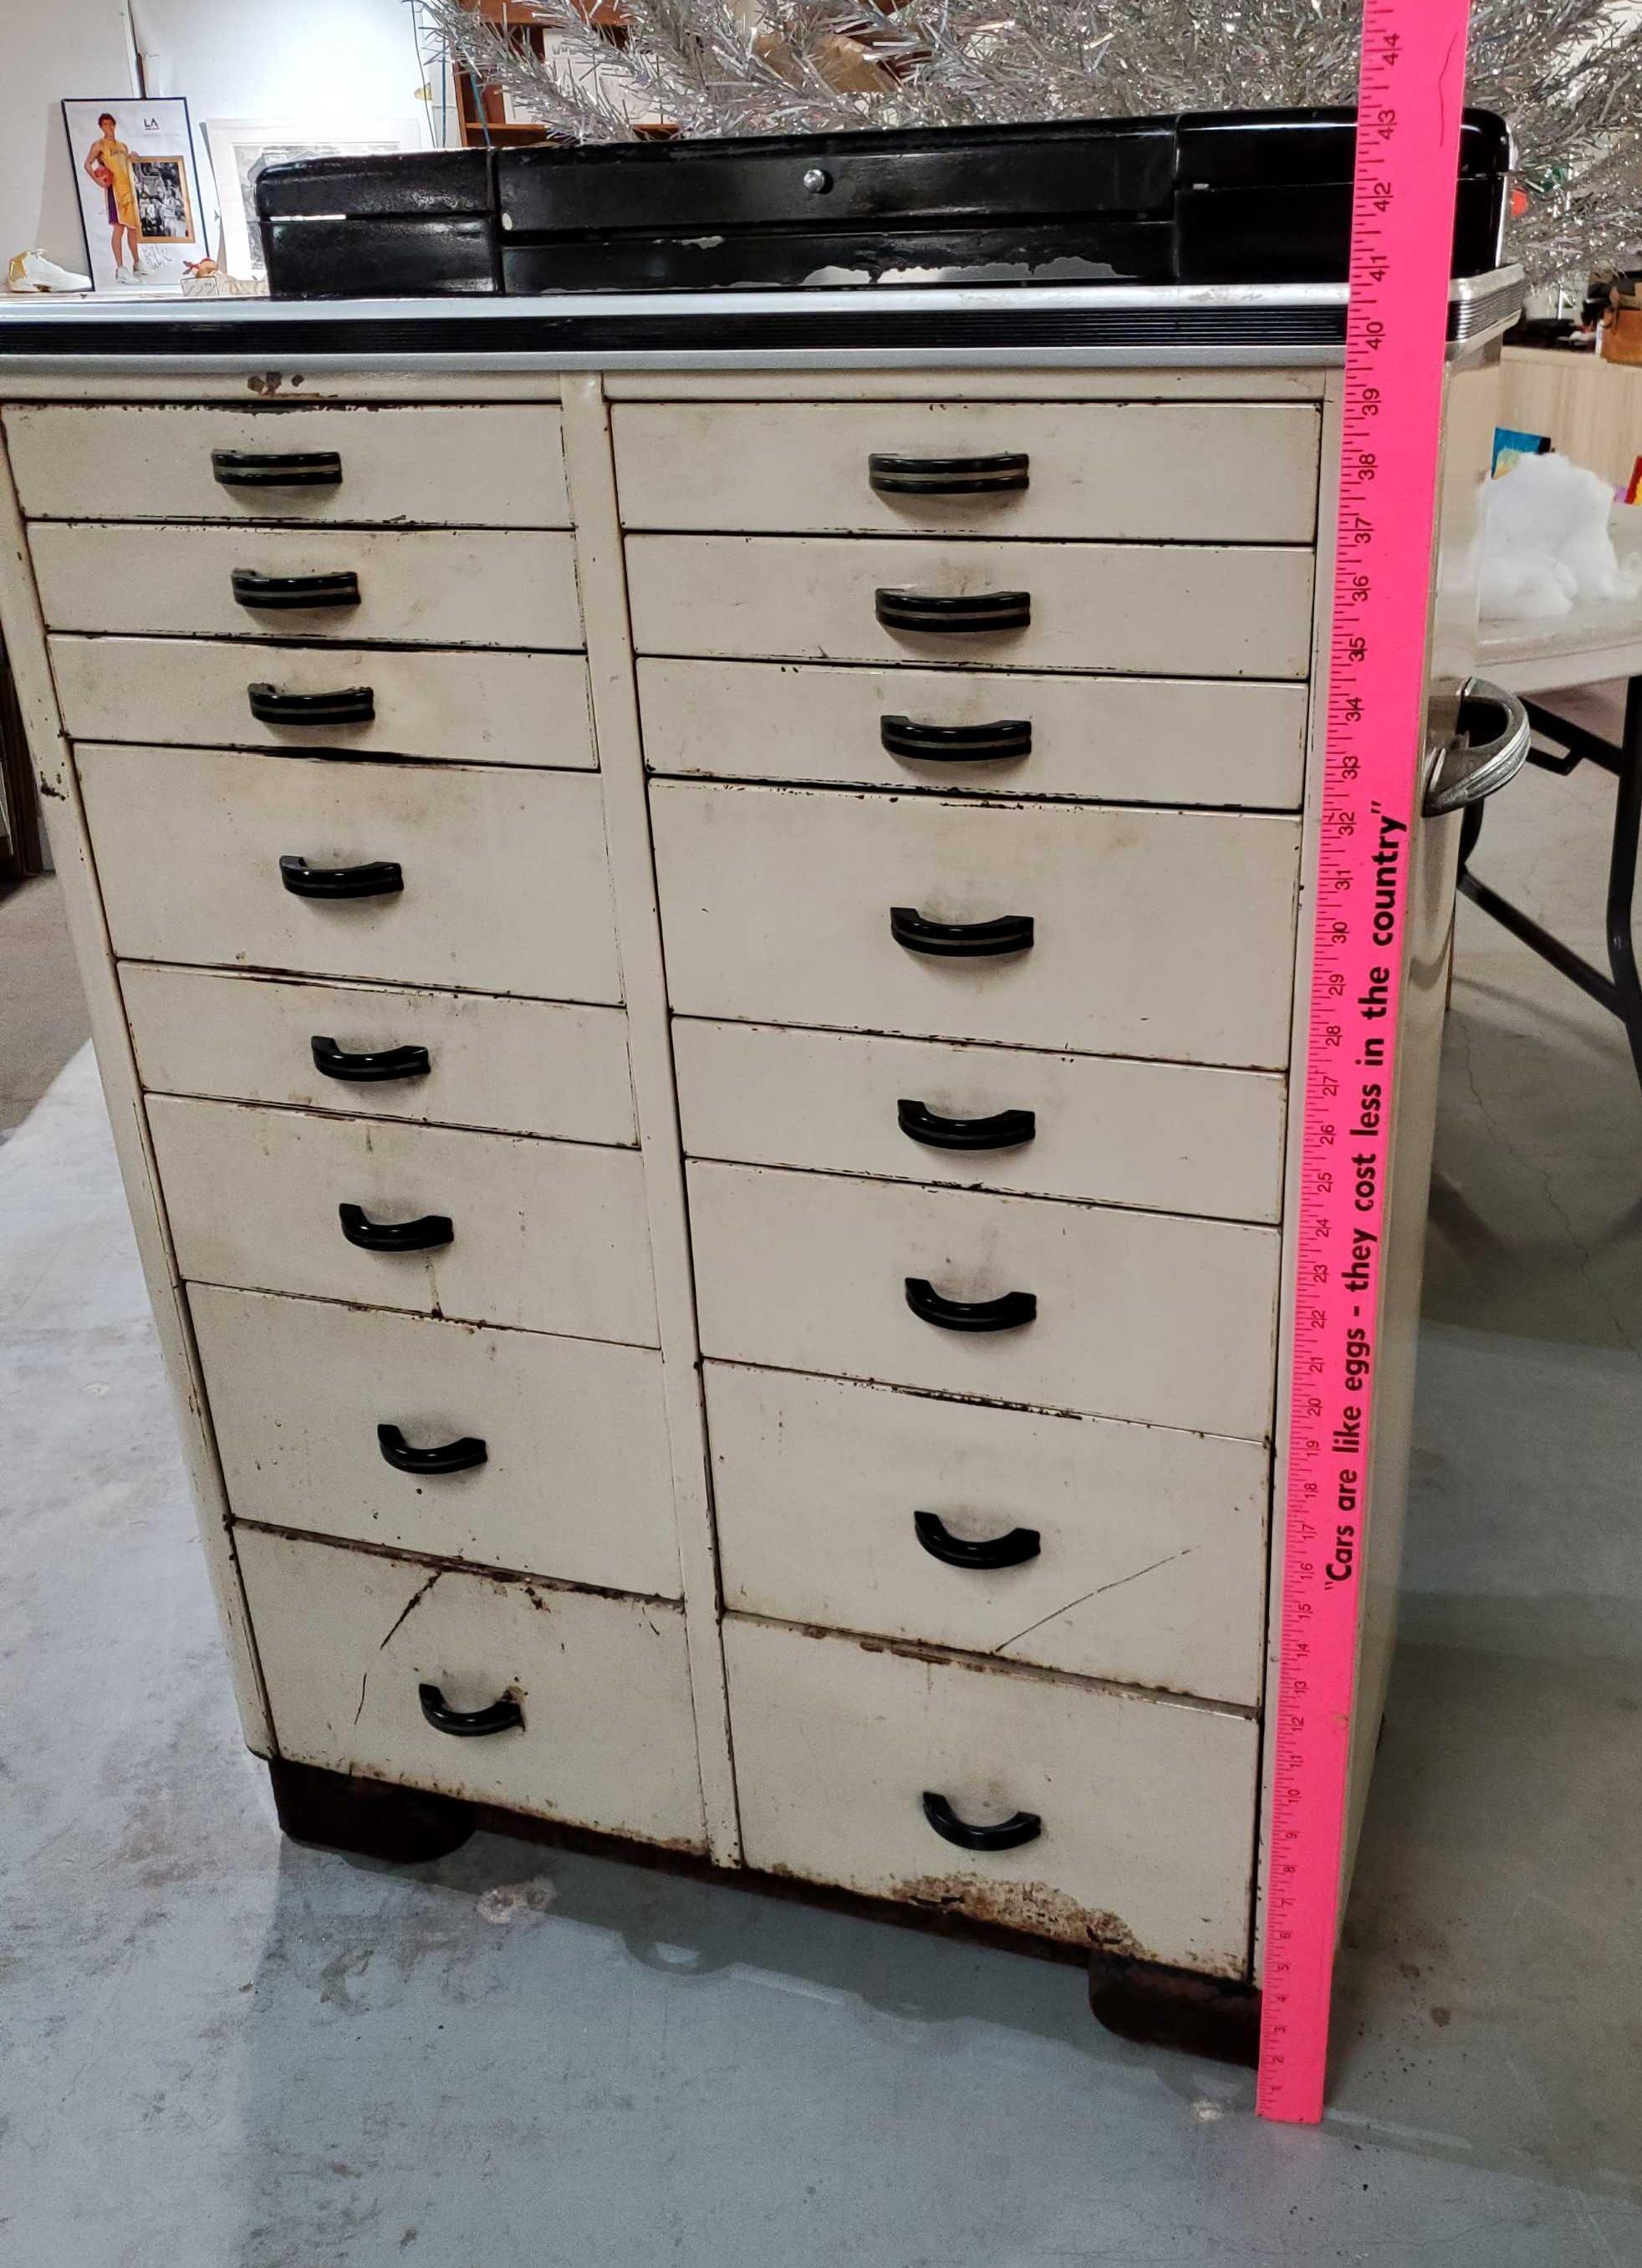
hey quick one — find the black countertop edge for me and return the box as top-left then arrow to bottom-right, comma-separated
0,269 -> 1525,370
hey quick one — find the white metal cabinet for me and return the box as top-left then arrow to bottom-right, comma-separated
2,401 -> 574,526
52,637 -> 595,770
653,781 -> 1301,1068
238,1527 -> 705,1848
149,1093 -> 659,1346
626,532 -> 1315,677
0,334 -> 1502,1990
707,1365 -> 1268,1705
724,1614 -> 1259,1973
79,745 -> 623,1002
191,1285 -> 680,1593
613,399 -> 1320,542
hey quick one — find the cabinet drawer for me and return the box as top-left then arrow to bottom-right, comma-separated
688,1162 -> 1279,1440
150,1095 -> 657,1347
192,1286 -> 679,1594
2,403 -> 570,528
123,966 -> 635,1145
52,636 -> 594,771
614,399 -> 1319,543
625,535 -> 1313,679
637,657 -> 1308,809
653,782 -> 1299,1069
30,523 -> 581,649
725,1616 -> 1256,1970
674,1020 -> 1284,1225
79,746 -> 621,1004
708,1367 -> 1267,1705
238,1530 -> 704,1849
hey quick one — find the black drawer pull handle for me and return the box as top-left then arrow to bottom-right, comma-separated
921,1791 -> 1042,1852
897,1098 -> 1036,1152
378,1422 -> 488,1475
890,906 -> 1033,960
913,1511 -> 1042,1570
232,568 -> 360,611
310,1034 -> 431,1084
869,451 -> 1030,497
876,589 -> 1032,635
212,447 -> 343,489
279,853 -> 401,900
880,715 -> 1033,764
339,1202 -> 453,1253
418,1683 -> 523,1738
905,1277 -> 1037,1333
251,683 -> 375,727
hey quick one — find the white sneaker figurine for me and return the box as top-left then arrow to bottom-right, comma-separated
7,248 -> 93,293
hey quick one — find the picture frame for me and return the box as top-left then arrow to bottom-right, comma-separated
63,97 -> 208,293
204,118 -> 423,283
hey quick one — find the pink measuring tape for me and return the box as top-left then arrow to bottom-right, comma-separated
1256,0 -> 1474,2125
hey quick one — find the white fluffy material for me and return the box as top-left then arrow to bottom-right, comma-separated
1479,451 -> 1642,621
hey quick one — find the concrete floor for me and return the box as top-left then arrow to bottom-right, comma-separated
0,872 -> 89,1135
3,757 -> 1641,2267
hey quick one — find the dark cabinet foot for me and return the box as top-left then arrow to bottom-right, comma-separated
268,1756 -> 476,1864
1088,1949 -> 1261,2067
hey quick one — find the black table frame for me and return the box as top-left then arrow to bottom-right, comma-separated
1457,677 -> 1642,1092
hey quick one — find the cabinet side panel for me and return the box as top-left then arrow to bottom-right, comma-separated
0,417 -> 272,1752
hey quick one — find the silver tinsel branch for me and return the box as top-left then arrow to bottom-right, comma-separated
418,0 -> 1642,288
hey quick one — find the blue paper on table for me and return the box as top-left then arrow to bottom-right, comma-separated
1492,426 -> 1553,477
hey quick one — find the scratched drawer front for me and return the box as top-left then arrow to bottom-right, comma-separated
625,535 -> 1313,679
239,1529 -> 704,1849
79,745 -> 621,1004
614,399 -> 1320,543
725,1615 -> 1257,1971
122,966 -> 635,1146
30,523 -> 581,649
150,1094 -> 658,1347
52,636 -> 594,770
688,1161 -> 1280,1441
708,1366 -> 1268,1705
2,402 -> 571,527
652,782 -> 1299,1069
674,1019 -> 1284,1226
637,656 -> 1308,808
191,1286 -> 679,1595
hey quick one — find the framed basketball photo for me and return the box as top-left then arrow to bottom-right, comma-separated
63,96 -> 208,293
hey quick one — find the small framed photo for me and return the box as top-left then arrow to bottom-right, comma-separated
204,118 -> 423,284
63,97 -> 208,293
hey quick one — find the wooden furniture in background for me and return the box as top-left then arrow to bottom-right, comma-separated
1499,342 -> 1642,491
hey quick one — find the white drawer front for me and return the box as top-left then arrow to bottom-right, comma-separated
638,656 -> 1308,808
626,535 -> 1313,679
31,523 -> 581,650
52,636 -> 594,771
80,746 -> 621,1004
151,1096 -> 658,1347
614,400 -> 1320,543
709,1367 -> 1267,1705
689,1161 -> 1279,1440
2,402 -> 570,528
192,1286 -> 679,1595
239,1530 -> 704,1849
653,782 -> 1299,1068
674,1020 -> 1284,1226
123,966 -> 635,1145
725,1616 -> 1256,1970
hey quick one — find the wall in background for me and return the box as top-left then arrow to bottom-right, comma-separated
1,0 -> 137,267
1,0 -> 437,273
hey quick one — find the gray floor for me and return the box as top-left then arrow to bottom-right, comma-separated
3,759 -> 1640,2267
0,872 -> 89,1135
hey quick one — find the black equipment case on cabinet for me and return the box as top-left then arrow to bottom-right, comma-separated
256,106 -> 1512,300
